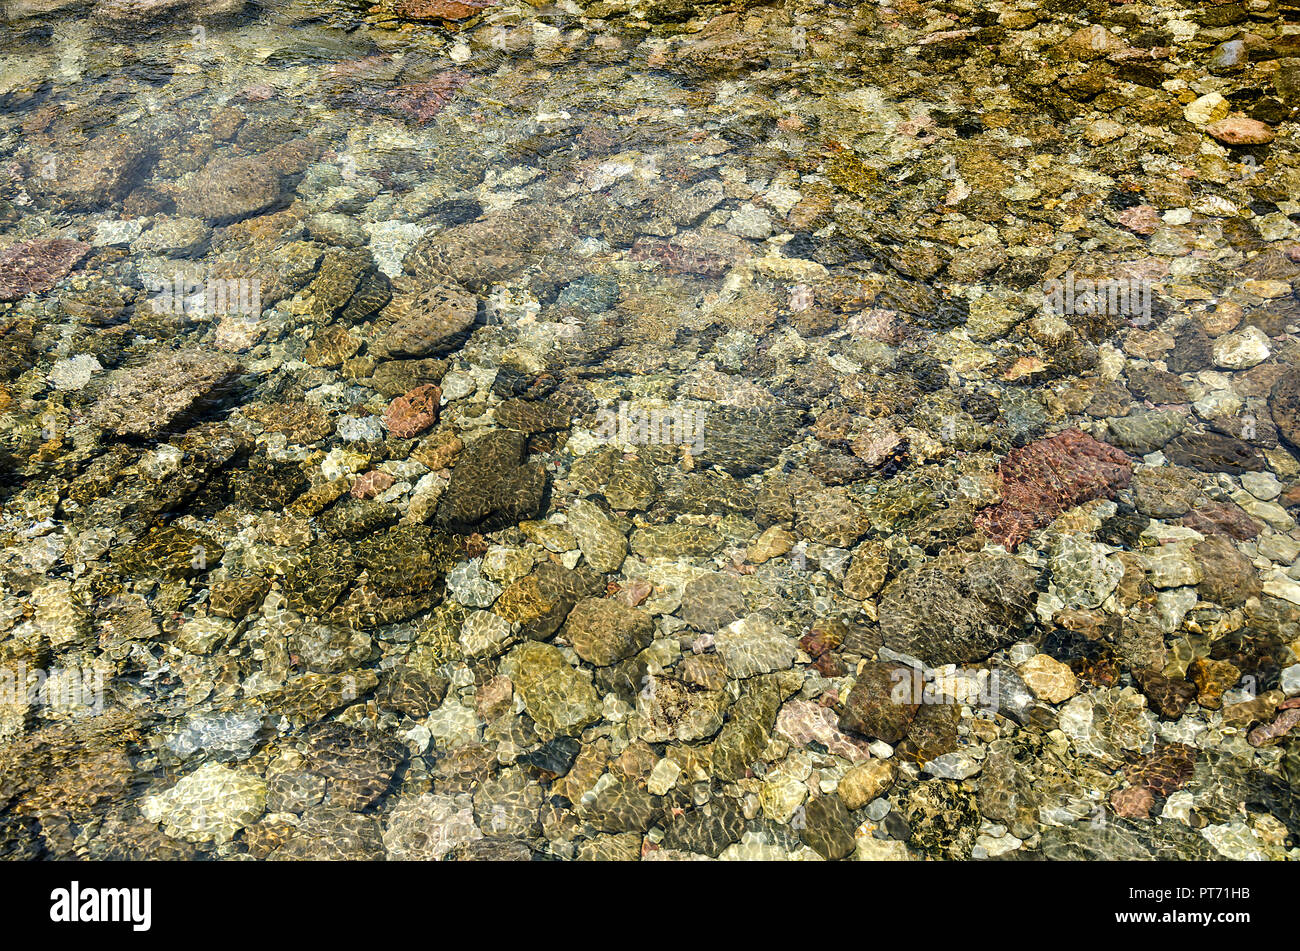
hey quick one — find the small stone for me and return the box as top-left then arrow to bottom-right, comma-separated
1212,326 -> 1271,369
842,541 -> 889,600
647,758 -> 681,796
837,759 -> 896,810
1084,118 -> 1125,145
561,597 -> 654,667
140,763 -> 265,844
383,384 -> 441,439
1184,92 -> 1230,127
174,156 -> 282,222
1019,654 -> 1078,703
1110,785 -> 1154,820
350,470 -> 395,500
1145,542 -> 1202,588
0,238 -> 90,301
48,354 -> 103,391
459,609 -> 516,659
566,499 -> 628,574
747,525 -> 795,564
1205,116 -> 1275,145
714,614 -> 797,678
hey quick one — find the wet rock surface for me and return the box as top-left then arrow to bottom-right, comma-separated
0,0 -> 1297,864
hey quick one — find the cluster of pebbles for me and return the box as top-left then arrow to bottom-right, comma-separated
0,0 -> 1299,860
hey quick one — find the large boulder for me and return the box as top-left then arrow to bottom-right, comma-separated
878,551 -> 1037,666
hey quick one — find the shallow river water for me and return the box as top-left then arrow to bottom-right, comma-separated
0,0 -> 1298,860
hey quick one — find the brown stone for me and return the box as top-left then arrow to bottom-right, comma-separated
1205,116 -> 1275,145
383,384 -> 441,439
1110,785 -> 1154,819
976,428 -> 1132,549
395,0 -> 494,19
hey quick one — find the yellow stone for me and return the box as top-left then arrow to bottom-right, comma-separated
1019,653 -> 1078,703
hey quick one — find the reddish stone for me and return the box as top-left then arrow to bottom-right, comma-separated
812,653 -> 847,678
628,238 -> 730,277
475,674 -> 513,722
799,620 -> 845,659
0,238 -> 90,301
1124,743 -> 1196,796
846,308 -> 904,344
1117,204 -> 1160,236
1110,785 -> 1154,819
1179,501 -> 1260,540
1205,116 -> 1274,146
380,73 -> 469,124
396,0 -> 495,19
383,383 -> 441,438
351,470 -> 395,500
1248,706 -> 1300,748
975,428 -> 1133,549
615,577 -> 653,607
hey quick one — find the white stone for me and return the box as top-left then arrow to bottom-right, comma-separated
714,613 -> 797,678
48,354 -> 102,391
1261,571 -> 1300,604
321,447 -> 368,480
1280,663 -> 1300,697
425,697 -> 480,749
364,220 -> 427,278
725,203 -> 773,239
1240,470 -> 1282,501
1185,92 -> 1230,127
93,219 -> 143,247
1161,790 -> 1195,823
440,369 -> 476,401
921,750 -> 983,780
974,832 -> 1023,857
459,610 -> 516,659
140,763 -> 265,844
446,560 -> 503,609
647,757 -> 681,796
1202,820 -> 1268,861
1257,532 -> 1300,566
1155,586 -> 1198,633
1212,326 -> 1271,370
336,415 -> 383,442
1145,542 -> 1202,588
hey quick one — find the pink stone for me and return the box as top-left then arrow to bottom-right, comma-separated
1117,204 -> 1160,236
475,674 -> 513,721
380,72 -> 469,124
383,383 -> 441,439
351,470 -> 395,500
396,0 -> 496,19
1110,785 -> 1154,819
776,698 -> 873,763
616,577 -> 653,607
1205,116 -> 1275,146
976,428 -> 1133,549
1248,706 -> 1300,748
850,423 -> 904,467
0,238 -> 90,301
846,308 -> 902,343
